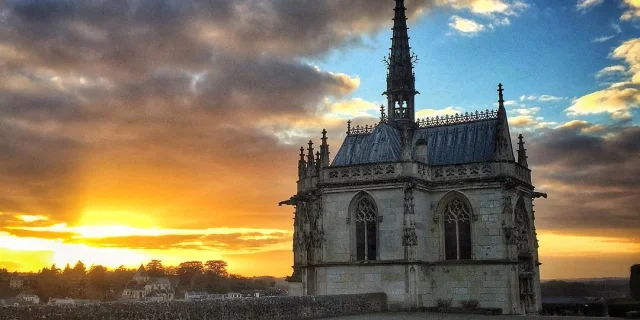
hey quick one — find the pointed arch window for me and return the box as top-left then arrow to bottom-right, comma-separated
353,194 -> 378,261
442,196 -> 472,260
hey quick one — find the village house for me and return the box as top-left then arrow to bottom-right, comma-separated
9,276 -> 23,289
16,293 -> 39,304
121,265 -> 176,302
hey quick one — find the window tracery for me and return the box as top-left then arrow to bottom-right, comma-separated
442,195 -> 472,260
353,194 -> 378,261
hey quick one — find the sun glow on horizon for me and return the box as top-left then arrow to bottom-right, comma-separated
537,231 -> 640,256
16,214 -> 49,223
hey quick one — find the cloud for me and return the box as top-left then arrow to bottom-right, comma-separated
566,38 -> 640,120
621,0 -> 640,20
612,38 -> 640,84
519,94 -> 567,102
592,35 -> 615,43
441,0 -> 528,16
507,106 -> 550,130
415,106 -> 463,119
556,120 -> 607,133
577,0 -> 639,21
595,65 -> 627,78
325,98 -> 379,120
567,88 -> 640,120
440,0 -> 527,34
510,115 -> 537,127
448,15 -> 485,35
576,0 -> 604,11
528,124 -> 640,238
512,106 -> 541,116
612,23 -> 622,34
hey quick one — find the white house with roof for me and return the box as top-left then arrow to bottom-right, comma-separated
225,292 -> 242,299
16,293 -> 39,304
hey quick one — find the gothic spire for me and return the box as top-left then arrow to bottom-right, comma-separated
498,83 -> 505,112
494,83 -> 515,162
320,129 -> 330,168
517,134 -> 529,167
384,0 -> 418,126
307,140 -> 315,169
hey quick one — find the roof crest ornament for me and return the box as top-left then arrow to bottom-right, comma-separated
416,110 -> 498,128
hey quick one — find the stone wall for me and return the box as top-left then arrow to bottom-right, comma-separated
0,293 -> 387,320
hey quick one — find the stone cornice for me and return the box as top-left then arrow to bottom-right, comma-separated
299,259 -> 522,269
318,161 -> 532,190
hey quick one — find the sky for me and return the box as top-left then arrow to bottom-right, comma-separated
0,0 -> 638,280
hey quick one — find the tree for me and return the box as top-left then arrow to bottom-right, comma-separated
177,261 -> 203,287
631,264 -> 640,300
146,260 -> 165,277
205,260 -> 228,277
73,261 -> 87,276
88,265 -> 109,298
110,265 -> 135,292
50,264 -> 61,275
63,263 -> 72,276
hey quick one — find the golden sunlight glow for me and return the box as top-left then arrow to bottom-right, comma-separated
8,223 -> 292,239
538,231 -> 640,256
78,210 -> 157,228
0,231 -> 292,275
16,214 -> 49,223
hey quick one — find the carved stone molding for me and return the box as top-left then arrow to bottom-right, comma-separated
403,227 -> 418,246
403,182 -> 415,216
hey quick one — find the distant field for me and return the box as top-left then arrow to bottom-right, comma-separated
541,278 -> 630,299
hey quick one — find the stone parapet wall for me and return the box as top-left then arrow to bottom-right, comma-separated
323,161 -> 531,187
0,293 -> 387,320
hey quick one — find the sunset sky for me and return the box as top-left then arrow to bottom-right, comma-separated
0,0 -> 639,280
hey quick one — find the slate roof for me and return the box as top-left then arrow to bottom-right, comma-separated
149,277 -> 171,286
134,265 -> 148,278
331,119 -> 498,166
124,280 -> 145,290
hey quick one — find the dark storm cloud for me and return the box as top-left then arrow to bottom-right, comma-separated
0,121 -> 86,222
3,0 -> 428,228
528,125 -> 640,235
3,0 -> 430,69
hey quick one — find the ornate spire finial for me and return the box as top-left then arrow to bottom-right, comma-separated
380,105 -> 387,122
320,129 -> 330,168
347,120 -> 352,135
498,83 -> 505,110
493,83 -> 515,162
298,146 -> 307,178
517,134 -> 529,167
307,140 -> 314,166
384,0 -> 418,125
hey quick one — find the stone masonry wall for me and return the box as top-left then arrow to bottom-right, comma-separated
0,293 -> 387,320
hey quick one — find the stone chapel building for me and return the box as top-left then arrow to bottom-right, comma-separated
280,0 -> 547,315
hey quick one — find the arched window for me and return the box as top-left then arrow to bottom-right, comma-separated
442,195 -> 472,260
353,194 -> 378,261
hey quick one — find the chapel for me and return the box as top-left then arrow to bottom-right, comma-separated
280,0 -> 546,314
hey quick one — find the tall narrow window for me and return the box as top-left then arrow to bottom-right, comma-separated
354,195 -> 378,261
442,196 -> 472,260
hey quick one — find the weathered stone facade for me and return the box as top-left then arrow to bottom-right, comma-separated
280,0 -> 546,315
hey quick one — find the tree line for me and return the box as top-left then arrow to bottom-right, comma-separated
0,260 -> 279,302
